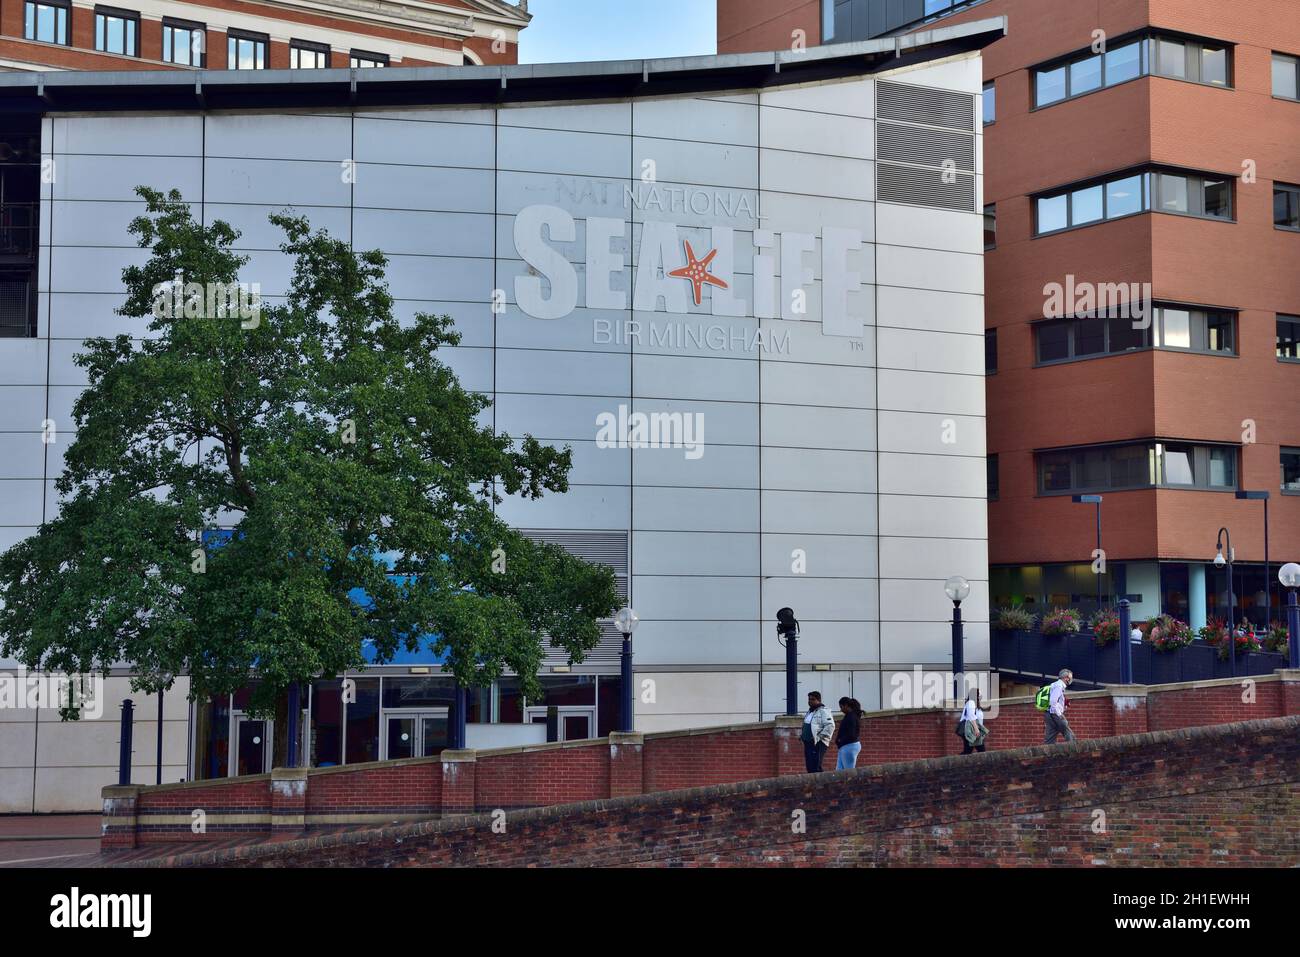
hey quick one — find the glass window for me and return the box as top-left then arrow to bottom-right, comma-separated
1105,42 -> 1141,84
1040,453 -> 1073,492
1278,317 -> 1300,360
1037,322 -> 1070,362
1075,317 -> 1106,356
1106,174 -> 1143,218
291,41 -> 329,68
228,31 -> 267,70
596,676 -> 623,737
982,82 -> 995,124
310,680 -> 343,767
1205,311 -> 1233,352
351,50 -> 388,67
1110,444 -> 1151,487
1156,38 -> 1187,79
1202,179 -> 1230,219
822,0 -> 834,42
1159,307 -> 1191,349
1069,55 -> 1102,95
1273,53 -> 1299,99
95,8 -> 137,56
1274,184 -> 1300,229
1036,66 -> 1067,106
497,677 -> 524,722
1108,315 -> 1146,352
1201,45 -> 1228,86
924,0 -> 951,14
985,328 -> 998,374
983,203 -> 996,249
1071,184 -> 1104,224
1161,443 -> 1195,485
1208,447 -> 1234,488
1155,173 -> 1189,213
344,677 -> 380,764
1037,193 -> 1068,233
1283,448 -> 1300,492
24,0 -> 69,44
163,20 -> 204,66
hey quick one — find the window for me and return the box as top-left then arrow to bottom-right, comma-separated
1037,442 -> 1236,494
24,0 -> 69,45
1035,168 -> 1232,235
1275,183 -> 1300,231
350,50 -> 388,68
983,203 -> 996,250
1033,33 -> 1232,108
822,0 -> 834,42
94,7 -> 137,55
1273,53 -> 1299,99
1035,306 -> 1235,363
228,29 -> 268,69
162,18 -> 205,66
987,454 -> 999,501
985,328 -> 997,374
1279,316 -> 1300,361
982,81 -> 995,124
1283,448 -> 1300,493
291,40 -> 329,69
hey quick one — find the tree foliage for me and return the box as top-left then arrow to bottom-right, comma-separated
0,187 -> 618,718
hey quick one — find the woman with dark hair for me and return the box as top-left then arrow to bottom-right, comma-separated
835,696 -> 863,769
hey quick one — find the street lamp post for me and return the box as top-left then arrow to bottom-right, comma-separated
776,608 -> 799,716
613,607 -> 639,733
945,576 -> 971,699
1214,527 -> 1236,676
1072,494 -> 1104,613
1280,563 -> 1300,670
1235,490 -> 1271,623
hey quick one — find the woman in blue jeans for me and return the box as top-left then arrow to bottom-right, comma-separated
835,697 -> 863,769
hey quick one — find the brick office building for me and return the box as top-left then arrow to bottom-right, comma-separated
0,0 -> 529,73
720,0 -> 1300,631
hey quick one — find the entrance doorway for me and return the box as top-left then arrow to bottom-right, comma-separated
524,706 -> 595,742
382,710 -> 449,759
231,714 -> 272,776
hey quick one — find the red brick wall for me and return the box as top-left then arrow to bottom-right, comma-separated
146,715 -> 1300,867
104,673 -> 1300,850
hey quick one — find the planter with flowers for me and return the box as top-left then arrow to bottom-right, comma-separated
1199,616 -> 1263,660
1040,607 -> 1082,637
1264,622 -> 1290,657
1088,608 -> 1120,647
1144,614 -> 1194,652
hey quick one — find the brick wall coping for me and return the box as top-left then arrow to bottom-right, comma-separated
121,670 -> 1295,797
118,714 -> 1300,869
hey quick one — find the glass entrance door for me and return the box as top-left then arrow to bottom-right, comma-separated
382,710 -> 449,759
232,716 -> 271,776
524,707 -> 595,742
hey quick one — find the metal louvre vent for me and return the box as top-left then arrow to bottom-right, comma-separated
518,529 -> 628,665
877,80 -> 976,132
877,163 -> 976,211
877,121 -> 975,172
0,275 -> 30,337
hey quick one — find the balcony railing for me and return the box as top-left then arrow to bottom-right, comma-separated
991,626 -> 1288,686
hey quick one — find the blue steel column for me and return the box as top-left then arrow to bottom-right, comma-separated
1118,599 -> 1132,685
1288,589 -> 1299,670
118,699 -> 134,786
620,635 -> 634,732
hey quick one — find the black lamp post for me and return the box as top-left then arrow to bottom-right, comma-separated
1235,490 -> 1271,622
1214,527 -> 1236,676
1072,494 -> 1104,613
777,608 -> 799,716
945,576 -> 970,699
613,606 -> 639,733
1280,563 -> 1300,670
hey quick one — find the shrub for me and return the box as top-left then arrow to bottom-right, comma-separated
1144,614 -> 1194,652
1041,607 -> 1082,637
1264,622 -> 1290,656
1201,616 -> 1263,659
994,605 -> 1036,632
1088,608 -> 1120,646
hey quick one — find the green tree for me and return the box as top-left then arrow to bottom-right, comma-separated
0,187 -> 618,763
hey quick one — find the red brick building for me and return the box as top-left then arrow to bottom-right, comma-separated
0,0 -> 529,71
719,0 -> 1300,633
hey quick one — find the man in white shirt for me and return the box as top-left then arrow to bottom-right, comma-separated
1043,668 -> 1076,744
1130,625 -> 1143,644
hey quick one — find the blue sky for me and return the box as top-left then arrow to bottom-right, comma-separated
520,0 -> 717,64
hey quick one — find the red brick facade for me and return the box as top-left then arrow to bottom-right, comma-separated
0,0 -> 528,72
101,670 -> 1300,850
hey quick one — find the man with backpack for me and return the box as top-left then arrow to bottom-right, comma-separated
1038,668 -> 1076,744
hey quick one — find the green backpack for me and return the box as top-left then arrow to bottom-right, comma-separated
1035,684 -> 1053,711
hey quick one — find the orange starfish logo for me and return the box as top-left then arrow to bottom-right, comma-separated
668,240 -> 729,306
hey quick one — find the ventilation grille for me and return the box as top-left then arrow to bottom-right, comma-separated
0,276 -> 30,337
518,528 -> 628,665
877,121 -> 975,172
877,163 -> 976,211
877,80 -> 976,132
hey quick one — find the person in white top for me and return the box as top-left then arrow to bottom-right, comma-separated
1130,625 -> 1143,644
960,688 -> 988,754
1043,668 -> 1076,744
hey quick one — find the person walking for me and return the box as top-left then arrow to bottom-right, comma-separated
835,697 -> 863,769
802,691 -> 834,773
1043,668 -> 1075,744
959,688 -> 988,754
